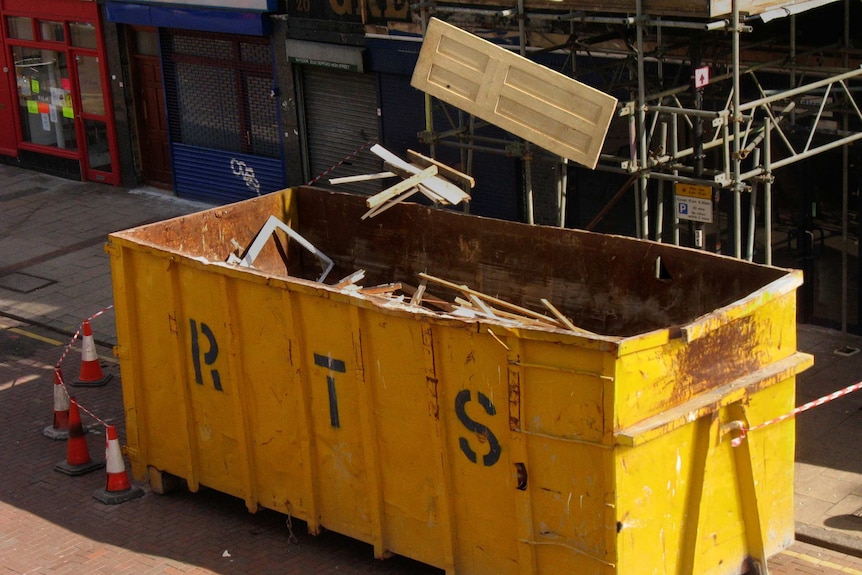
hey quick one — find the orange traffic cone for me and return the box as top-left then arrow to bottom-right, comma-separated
43,367 -> 71,440
71,320 -> 112,387
93,425 -> 143,505
54,397 -> 104,476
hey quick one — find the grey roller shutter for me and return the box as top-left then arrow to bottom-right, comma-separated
302,66 -> 381,195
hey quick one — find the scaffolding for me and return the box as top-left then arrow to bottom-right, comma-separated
403,0 -> 861,330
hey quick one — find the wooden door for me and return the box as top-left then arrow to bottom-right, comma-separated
130,27 -> 171,188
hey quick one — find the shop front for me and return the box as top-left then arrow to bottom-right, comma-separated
0,0 -> 118,183
104,0 -> 285,203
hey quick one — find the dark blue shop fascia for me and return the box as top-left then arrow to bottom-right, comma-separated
104,1 -> 272,36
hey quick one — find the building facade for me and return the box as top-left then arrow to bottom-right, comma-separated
0,0 -> 119,183
104,0 -> 286,202
102,0 -> 526,218
3,0 -> 859,333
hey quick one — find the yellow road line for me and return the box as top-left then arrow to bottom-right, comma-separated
6,327 -> 117,364
782,549 -> 862,575
8,327 -> 64,346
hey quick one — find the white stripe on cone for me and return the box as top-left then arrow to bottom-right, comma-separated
82,324 -> 98,362
54,377 -> 69,411
105,427 -> 125,475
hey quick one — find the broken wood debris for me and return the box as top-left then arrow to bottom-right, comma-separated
334,269 -> 366,289
325,268 -> 591,334
406,149 -> 475,189
417,272 -> 562,327
541,298 -> 597,336
329,171 -> 397,185
226,219 -> 589,334
360,282 -> 402,295
327,144 -> 472,219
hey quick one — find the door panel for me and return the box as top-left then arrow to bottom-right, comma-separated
132,52 -> 171,187
411,18 -> 617,169
71,51 -> 116,183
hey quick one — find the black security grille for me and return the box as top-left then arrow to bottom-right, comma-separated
162,30 -> 279,158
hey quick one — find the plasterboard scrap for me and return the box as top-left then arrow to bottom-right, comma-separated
370,144 -> 469,205
450,306 -> 480,318
383,161 -> 413,179
411,18 -> 617,169
329,171 -> 397,185
407,149 -> 475,189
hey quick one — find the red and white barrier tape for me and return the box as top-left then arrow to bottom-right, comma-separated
55,305 -> 114,428
731,379 -> 862,447
306,139 -> 377,186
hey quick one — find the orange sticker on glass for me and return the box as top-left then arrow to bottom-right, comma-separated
38,102 -> 50,114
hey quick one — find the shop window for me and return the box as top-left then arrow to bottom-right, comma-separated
7,17 -> 33,41
12,47 -> 76,150
70,22 -> 97,49
75,54 -> 105,116
162,31 -> 279,158
84,119 -> 110,171
39,21 -> 65,43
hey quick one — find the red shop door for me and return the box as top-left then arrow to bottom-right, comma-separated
0,48 -> 19,156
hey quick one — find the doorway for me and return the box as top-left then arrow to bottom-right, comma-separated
128,27 -> 170,188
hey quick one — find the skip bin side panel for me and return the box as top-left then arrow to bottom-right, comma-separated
294,292 -> 372,543
358,312 -> 451,567
117,248 -> 195,484
512,336 -> 617,571
224,279 -> 309,517
525,435 -> 615,573
733,377 -> 797,558
174,264 -> 246,499
435,324 -> 521,575
108,240 -> 142,478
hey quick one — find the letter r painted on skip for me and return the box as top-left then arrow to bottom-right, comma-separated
190,319 -> 222,391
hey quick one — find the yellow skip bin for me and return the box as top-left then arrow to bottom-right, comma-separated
108,186 -> 810,575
